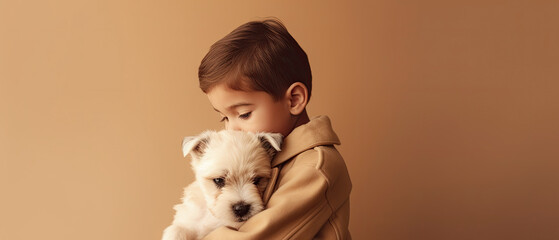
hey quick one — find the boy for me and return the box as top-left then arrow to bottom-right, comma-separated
197,18 -> 352,239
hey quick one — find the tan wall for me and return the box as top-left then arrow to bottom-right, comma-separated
1,1 -> 558,239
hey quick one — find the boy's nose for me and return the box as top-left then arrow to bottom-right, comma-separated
226,121 -> 241,131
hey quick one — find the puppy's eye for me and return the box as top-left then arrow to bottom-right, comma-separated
253,177 -> 262,185
213,178 -> 225,188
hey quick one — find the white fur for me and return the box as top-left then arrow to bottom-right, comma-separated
162,130 -> 282,240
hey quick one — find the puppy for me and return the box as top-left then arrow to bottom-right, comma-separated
162,130 -> 282,240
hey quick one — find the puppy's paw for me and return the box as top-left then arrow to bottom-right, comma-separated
162,225 -> 192,240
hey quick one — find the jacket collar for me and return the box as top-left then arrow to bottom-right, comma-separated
272,115 -> 340,167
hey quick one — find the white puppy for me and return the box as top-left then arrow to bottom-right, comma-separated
162,130 -> 282,240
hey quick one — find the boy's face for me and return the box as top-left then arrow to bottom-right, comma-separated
206,83 -> 293,137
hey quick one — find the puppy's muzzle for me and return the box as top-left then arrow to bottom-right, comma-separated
232,202 -> 251,219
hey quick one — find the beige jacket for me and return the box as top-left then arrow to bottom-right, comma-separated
203,116 -> 352,240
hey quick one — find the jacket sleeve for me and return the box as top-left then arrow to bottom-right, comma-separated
202,149 -> 334,240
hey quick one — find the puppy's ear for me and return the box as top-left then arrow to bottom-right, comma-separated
257,132 -> 283,158
182,131 -> 212,159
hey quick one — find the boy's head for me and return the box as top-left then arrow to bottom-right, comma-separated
199,19 -> 312,136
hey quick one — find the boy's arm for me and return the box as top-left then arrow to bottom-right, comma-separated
202,149 -> 341,239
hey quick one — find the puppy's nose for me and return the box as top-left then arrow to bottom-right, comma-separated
232,202 -> 251,218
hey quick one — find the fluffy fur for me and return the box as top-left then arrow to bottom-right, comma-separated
162,130 -> 282,240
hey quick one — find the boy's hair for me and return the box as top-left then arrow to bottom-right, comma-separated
198,18 -> 312,101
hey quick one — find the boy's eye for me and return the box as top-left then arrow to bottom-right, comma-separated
220,116 -> 228,122
239,112 -> 252,119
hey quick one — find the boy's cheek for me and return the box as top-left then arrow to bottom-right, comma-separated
245,123 -> 267,133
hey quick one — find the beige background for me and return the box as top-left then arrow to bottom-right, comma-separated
1,1 -> 558,239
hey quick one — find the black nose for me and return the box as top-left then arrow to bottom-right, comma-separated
232,202 -> 251,217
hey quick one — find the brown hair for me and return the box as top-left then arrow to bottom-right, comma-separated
198,18 -> 312,101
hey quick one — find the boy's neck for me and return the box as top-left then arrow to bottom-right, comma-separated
289,110 -> 310,135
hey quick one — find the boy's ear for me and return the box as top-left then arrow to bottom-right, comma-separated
285,82 -> 308,115
257,132 -> 283,158
182,131 -> 213,159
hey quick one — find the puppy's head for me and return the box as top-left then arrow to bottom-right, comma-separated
182,130 -> 282,228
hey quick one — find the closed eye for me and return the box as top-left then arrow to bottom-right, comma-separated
239,112 -> 252,120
